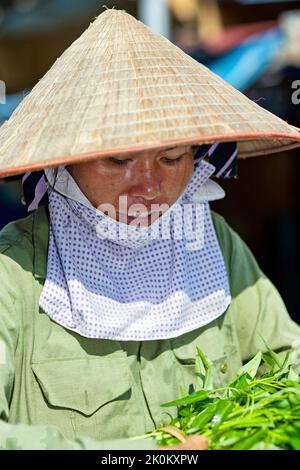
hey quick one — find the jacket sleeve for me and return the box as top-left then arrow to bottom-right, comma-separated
0,245 -> 155,450
212,212 -> 300,370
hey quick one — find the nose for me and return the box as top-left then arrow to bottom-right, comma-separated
128,167 -> 161,201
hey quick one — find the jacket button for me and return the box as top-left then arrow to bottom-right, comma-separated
220,363 -> 228,374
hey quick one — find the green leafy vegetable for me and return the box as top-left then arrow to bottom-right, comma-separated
138,347 -> 300,450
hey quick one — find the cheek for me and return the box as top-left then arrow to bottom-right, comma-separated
183,160 -> 195,183
91,176 -> 125,207
165,160 -> 194,193
93,162 -> 116,176
69,163 -> 125,207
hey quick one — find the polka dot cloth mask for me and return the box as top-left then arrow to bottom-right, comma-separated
39,159 -> 231,340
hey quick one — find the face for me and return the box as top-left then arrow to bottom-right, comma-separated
67,145 -> 195,225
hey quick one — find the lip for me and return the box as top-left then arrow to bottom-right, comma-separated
117,211 -> 159,226
119,211 -> 154,218
126,200 -> 165,212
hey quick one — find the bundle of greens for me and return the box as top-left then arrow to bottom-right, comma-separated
140,346 -> 300,450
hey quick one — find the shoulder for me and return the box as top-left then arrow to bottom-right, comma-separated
0,206 -> 48,279
211,210 -> 258,264
0,212 -> 35,253
0,211 -> 36,263
210,210 -> 264,297
0,212 -> 43,356
0,215 -> 35,301
210,211 -> 238,270
211,210 -> 241,247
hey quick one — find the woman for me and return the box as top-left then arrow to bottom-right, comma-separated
0,9 -> 300,450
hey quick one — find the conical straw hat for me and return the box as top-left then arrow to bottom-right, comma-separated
0,8 -> 299,178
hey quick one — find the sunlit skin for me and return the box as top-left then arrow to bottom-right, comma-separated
67,145 -> 195,226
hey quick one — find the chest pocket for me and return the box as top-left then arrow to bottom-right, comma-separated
171,320 -> 242,392
31,353 -> 132,440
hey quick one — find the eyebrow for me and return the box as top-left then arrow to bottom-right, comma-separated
162,146 -> 190,152
107,146 -> 189,160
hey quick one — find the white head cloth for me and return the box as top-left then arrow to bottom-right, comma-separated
40,161 -> 231,340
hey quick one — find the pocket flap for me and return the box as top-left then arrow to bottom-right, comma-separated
171,325 -> 226,363
32,355 -> 131,416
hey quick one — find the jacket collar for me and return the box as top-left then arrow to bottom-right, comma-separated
33,206 -> 49,280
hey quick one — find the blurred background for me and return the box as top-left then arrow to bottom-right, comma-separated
0,0 -> 300,322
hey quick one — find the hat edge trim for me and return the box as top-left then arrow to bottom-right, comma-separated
1,130 -> 300,179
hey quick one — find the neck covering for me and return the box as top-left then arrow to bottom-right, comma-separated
38,156 -> 232,341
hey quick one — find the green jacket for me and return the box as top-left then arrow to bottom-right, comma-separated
0,206 -> 300,450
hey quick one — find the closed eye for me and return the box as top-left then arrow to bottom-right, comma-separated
161,155 -> 184,164
107,157 -> 132,165
107,155 -> 185,165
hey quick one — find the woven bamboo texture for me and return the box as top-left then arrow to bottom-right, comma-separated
0,9 -> 299,177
